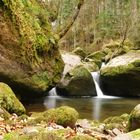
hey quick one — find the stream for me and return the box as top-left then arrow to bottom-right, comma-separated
24,96 -> 140,121
24,69 -> 140,121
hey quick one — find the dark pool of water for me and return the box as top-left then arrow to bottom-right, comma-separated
24,96 -> 140,121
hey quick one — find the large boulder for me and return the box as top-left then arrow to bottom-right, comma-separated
0,82 -> 26,115
100,50 -> 140,97
0,0 -> 64,100
56,65 -> 97,96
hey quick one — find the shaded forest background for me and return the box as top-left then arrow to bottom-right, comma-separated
47,0 -> 140,52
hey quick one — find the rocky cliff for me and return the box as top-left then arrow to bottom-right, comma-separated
0,0 -> 64,100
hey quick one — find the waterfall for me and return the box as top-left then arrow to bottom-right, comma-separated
92,72 -> 104,98
48,87 -> 57,96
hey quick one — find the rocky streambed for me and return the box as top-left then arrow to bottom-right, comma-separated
0,82 -> 140,140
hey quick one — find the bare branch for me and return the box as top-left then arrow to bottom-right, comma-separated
57,0 -> 84,39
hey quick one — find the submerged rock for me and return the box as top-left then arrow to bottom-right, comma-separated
0,0 -> 64,100
100,50 -> 140,97
56,65 -> 97,96
0,82 -> 26,115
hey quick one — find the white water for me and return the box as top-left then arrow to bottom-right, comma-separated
92,72 -> 104,98
48,87 -> 57,96
92,71 -> 120,99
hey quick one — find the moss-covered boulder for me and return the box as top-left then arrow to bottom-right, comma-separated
28,106 -> 79,128
0,0 -> 64,100
103,113 -> 129,132
128,104 -> 140,131
72,47 -> 87,60
102,39 -> 134,62
100,50 -> 140,97
56,65 -> 97,96
81,61 -> 99,72
0,82 -> 26,115
85,51 -> 106,68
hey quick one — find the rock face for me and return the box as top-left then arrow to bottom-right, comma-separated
0,0 -> 64,100
56,65 -> 97,96
100,50 -> 140,97
0,82 -> 26,115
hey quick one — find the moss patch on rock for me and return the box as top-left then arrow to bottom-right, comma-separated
0,82 -> 26,115
85,51 -> 106,68
56,65 -> 97,96
0,0 -> 64,100
102,39 -> 134,62
28,106 -> 79,128
103,113 -> 129,132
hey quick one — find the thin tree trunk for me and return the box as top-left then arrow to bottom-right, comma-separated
57,0 -> 84,39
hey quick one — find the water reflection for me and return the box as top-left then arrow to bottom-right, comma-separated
25,96 -> 140,121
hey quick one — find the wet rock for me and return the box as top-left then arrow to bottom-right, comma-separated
56,65 -> 97,96
100,50 -> 140,97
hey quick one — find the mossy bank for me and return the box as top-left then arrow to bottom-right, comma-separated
0,0 -> 64,100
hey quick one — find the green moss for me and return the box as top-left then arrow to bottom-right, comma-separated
69,65 -> 91,79
28,106 -> 79,128
85,51 -> 106,67
72,47 -> 87,60
103,113 -> 129,131
69,135 -> 96,140
3,131 -> 29,140
2,0 -> 54,67
103,39 -> 135,62
129,129 -> 140,140
44,106 -> 79,128
101,60 -> 140,76
0,82 -> 26,115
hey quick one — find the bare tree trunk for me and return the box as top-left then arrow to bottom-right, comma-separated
57,0 -> 84,39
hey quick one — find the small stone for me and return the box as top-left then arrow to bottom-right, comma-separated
112,128 -> 122,136
23,127 -> 39,135
113,134 -> 132,140
0,117 -> 4,122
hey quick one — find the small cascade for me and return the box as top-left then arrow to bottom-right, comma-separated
92,62 -> 120,99
92,72 -> 104,98
48,87 -> 57,96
